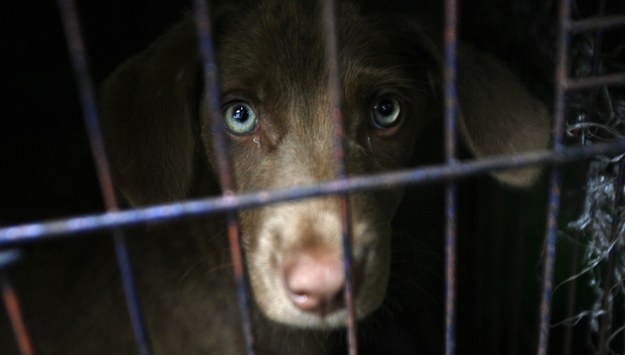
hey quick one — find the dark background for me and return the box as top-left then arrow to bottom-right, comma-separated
1,0 -> 192,225
1,0 -> 623,354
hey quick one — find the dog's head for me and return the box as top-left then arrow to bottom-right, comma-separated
102,0 -> 549,329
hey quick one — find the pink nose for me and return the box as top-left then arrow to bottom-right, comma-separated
283,250 -> 345,316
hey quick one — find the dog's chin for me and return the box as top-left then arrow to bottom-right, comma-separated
261,297 -> 383,330
268,308 -> 350,329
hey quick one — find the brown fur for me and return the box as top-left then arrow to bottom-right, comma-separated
31,0 -> 550,353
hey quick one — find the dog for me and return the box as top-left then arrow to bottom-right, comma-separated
6,0 -> 550,353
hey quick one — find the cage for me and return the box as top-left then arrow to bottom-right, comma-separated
1,0 -> 624,354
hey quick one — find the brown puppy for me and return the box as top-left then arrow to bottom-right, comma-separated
94,0 -> 549,353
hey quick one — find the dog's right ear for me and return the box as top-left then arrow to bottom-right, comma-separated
101,20 -> 200,206
455,44 -> 551,187
401,19 -> 551,187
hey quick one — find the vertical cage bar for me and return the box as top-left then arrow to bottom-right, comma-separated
0,250 -> 34,355
598,157 -> 625,354
1,275 -> 34,355
537,0 -> 571,354
561,228 -> 581,355
564,0 -> 607,345
591,4 -> 617,353
56,1 -> 151,354
320,0 -> 358,354
191,1 -> 256,354
443,0 -> 459,354
509,197 -> 528,355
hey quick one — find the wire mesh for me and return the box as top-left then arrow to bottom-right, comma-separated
538,0 -> 625,354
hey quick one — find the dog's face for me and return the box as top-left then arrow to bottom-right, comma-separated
102,0 -> 550,331
200,1 -> 431,328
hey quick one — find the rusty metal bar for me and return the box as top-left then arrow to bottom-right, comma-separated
1,275 -> 34,355
320,0 -> 358,353
566,14 -> 625,32
443,0 -> 459,354
2,140 -> 625,246
0,250 -> 34,355
191,1 -> 256,353
56,0 -> 151,353
537,0 -> 572,353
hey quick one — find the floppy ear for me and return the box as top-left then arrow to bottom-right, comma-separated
456,44 -> 551,186
399,18 -> 550,186
101,20 -> 200,206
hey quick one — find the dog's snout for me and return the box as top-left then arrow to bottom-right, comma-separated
283,249 -> 345,315
250,203 -> 378,327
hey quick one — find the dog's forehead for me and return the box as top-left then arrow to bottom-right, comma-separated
214,1 -> 406,98
215,2 -> 323,94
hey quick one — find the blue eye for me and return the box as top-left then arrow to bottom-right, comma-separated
371,97 -> 401,129
223,102 -> 258,135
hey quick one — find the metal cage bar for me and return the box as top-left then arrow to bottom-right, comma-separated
566,14 -> 625,32
564,72 -> 625,90
191,1 -> 256,353
601,158 -> 625,354
2,142 -> 625,246
0,250 -> 33,355
538,0 -> 625,354
536,0 -> 572,353
443,0 -> 459,354
57,0 -> 151,353
320,0 -> 358,353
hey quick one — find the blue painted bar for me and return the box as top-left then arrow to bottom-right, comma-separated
112,230 -> 151,355
320,0 -> 358,353
536,0 -> 572,353
2,141 -> 625,246
56,0 -> 151,353
443,0 -> 459,354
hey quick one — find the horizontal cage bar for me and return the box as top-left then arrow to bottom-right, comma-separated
1,140 -> 624,246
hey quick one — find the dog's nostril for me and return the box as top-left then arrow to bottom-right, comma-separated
288,287 -> 346,316
283,251 -> 346,316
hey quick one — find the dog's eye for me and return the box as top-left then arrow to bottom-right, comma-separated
223,102 -> 258,135
371,97 -> 401,129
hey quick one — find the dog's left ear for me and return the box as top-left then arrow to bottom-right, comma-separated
455,44 -> 551,187
100,20 -> 201,206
